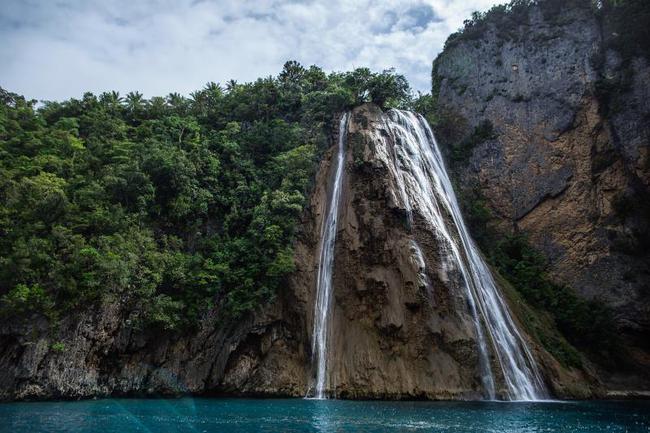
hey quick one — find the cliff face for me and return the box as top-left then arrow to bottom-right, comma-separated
432,2 -> 650,386
0,103 -> 599,401
315,105 -> 484,399
0,280 -> 309,400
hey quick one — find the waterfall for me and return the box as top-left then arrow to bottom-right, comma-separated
386,109 -> 547,401
308,112 -> 350,399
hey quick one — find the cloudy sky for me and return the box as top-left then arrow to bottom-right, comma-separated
1,0 -> 499,101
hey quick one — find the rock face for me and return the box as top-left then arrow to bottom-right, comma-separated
316,105 -> 484,399
0,287 -> 309,400
432,2 -> 649,387
0,104 -> 598,401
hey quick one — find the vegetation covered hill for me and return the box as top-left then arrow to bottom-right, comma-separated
0,63 -> 410,330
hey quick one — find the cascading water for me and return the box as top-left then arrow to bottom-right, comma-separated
308,112 -> 350,399
386,109 -> 547,401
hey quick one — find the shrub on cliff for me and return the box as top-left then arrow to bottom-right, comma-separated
491,234 -> 618,357
0,284 -> 55,320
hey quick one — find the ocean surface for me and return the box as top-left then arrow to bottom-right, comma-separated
0,398 -> 648,432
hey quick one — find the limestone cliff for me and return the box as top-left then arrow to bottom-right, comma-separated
431,1 -> 650,390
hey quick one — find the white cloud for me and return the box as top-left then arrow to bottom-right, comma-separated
0,0 -> 499,101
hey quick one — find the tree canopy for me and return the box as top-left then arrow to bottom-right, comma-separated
0,63 -> 412,330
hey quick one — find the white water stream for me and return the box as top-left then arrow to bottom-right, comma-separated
309,112 -> 350,399
386,109 -> 547,400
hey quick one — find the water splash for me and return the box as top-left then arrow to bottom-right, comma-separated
386,109 -> 547,401
308,112 -> 350,399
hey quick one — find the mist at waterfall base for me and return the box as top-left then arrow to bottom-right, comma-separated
1,399 -> 649,433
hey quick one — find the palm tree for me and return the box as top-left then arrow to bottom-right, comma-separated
125,91 -> 144,112
167,92 -> 187,114
189,90 -> 208,117
204,81 -> 222,95
99,90 -> 124,114
167,92 -> 183,105
225,79 -> 238,92
147,96 -> 167,117
199,82 -> 224,116
100,90 -> 123,106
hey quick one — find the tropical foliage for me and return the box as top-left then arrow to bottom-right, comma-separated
0,62 -> 412,330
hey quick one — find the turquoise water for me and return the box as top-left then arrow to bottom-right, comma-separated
0,398 -> 648,432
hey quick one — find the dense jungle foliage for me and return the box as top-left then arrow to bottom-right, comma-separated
0,63 -> 411,330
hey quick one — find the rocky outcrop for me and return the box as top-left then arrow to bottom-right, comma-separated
0,286 -> 309,400
432,1 -> 650,388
